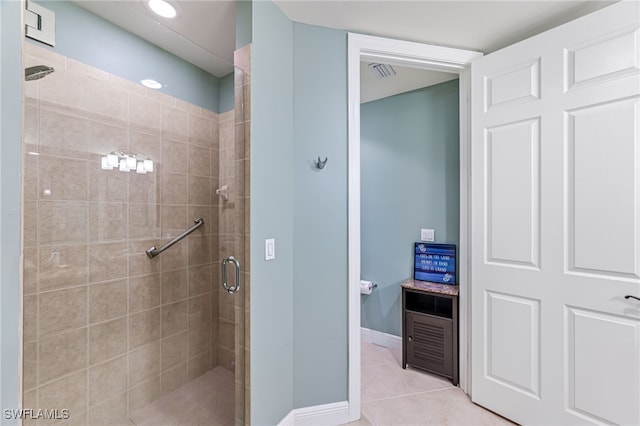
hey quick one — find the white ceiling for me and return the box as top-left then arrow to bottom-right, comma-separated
74,0 -> 616,92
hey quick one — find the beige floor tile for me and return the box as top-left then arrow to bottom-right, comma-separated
361,342 -> 398,366
352,341 -> 516,426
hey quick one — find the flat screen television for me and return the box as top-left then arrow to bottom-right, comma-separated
414,242 -> 456,285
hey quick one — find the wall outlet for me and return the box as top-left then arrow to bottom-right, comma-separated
420,229 -> 435,242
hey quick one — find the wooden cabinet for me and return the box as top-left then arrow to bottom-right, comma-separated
402,280 -> 458,385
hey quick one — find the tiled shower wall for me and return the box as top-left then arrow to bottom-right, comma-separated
22,43 -> 221,424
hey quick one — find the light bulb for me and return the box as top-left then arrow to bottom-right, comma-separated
136,162 -> 147,174
143,159 -> 154,172
148,0 -> 177,18
101,156 -> 113,170
119,159 -> 130,172
107,154 -> 119,167
126,157 -> 137,170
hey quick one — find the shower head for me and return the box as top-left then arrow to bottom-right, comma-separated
25,65 -> 55,81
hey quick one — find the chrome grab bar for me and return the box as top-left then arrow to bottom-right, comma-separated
222,256 -> 241,294
146,218 -> 204,259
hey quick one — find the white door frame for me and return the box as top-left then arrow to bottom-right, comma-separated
347,33 -> 482,421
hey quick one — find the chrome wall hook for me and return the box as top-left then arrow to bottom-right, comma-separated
314,156 -> 328,170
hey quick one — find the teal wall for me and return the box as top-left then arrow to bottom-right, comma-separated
250,3 -> 349,421
250,1 -> 294,424
236,0 -> 252,49
360,80 -> 460,336
292,23 -> 348,408
0,1 -> 23,423
32,1 -> 223,112
219,72 -> 235,113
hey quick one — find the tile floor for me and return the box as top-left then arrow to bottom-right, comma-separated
347,341 -> 515,426
129,367 -> 235,426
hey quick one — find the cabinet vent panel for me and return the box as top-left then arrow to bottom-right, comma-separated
413,322 -> 445,365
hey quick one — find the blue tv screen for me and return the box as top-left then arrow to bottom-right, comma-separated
414,243 -> 456,285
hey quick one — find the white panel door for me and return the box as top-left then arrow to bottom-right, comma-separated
471,2 -> 640,424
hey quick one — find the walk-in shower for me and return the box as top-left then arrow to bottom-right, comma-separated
24,64 -> 54,81
21,20 -> 251,424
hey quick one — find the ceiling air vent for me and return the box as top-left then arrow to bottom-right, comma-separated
368,63 -> 396,79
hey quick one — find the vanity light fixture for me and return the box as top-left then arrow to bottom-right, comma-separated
147,0 -> 180,19
141,79 -> 163,89
101,149 -> 154,174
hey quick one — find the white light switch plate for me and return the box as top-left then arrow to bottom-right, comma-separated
265,238 -> 275,260
421,229 -> 435,242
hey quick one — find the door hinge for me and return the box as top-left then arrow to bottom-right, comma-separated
25,1 -> 55,47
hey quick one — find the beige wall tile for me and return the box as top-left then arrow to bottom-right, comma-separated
39,244 -> 88,291
161,331 -> 188,371
161,362 -> 188,395
39,328 -> 87,384
24,152 -> 39,201
89,318 -> 127,365
128,377 -> 161,414
38,155 -> 88,201
68,58 -> 110,82
187,175 -> 211,206
89,279 -> 127,324
89,202 -> 128,242
160,268 -> 188,304
188,115 -> 212,147
217,347 -> 233,372
86,79 -> 127,124
129,308 -> 160,350
39,286 -> 87,336
88,162 -> 128,203
24,201 -> 38,248
38,201 -> 88,245
87,119 -> 128,162
39,370 -> 87,415
219,319 -> 234,352
159,239 -> 188,272
129,342 -> 160,387
162,106 -> 188,141
128,171 -> 159,205
128,203 -> 160,239
110,74 -> 146,95
88,392 -> 128,426
188,234 -> 211,267
187,351 -> 211,381
161,140 -> 187,174
129,273 -> 161,314
24,248 -> 38,295
160,172 -> 187,205
129,94 -> 161,135
24,295 -> 38,342
88,242 -> 128,283
188,145 -> 211,177
188,296 -> 212,329
128,239 -> 161,277
130,131 -> 161,166
160,300 -> 187,338
188,205 -> 213,235
160,205 -> 188,238
188,321 -> 211,359
89,355 -> 127,406
40,69 -> 87,114
39,108 -> 88,159
189,265 -> 212,297
23,341 -> 38,391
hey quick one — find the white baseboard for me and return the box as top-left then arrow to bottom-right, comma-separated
278,401 -> 349,426
360,327 -> 401,351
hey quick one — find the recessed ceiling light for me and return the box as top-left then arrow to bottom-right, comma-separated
141,79 -> 163,89
147,0 -> 180,19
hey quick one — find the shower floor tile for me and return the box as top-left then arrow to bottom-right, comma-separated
130,367 -> 235,426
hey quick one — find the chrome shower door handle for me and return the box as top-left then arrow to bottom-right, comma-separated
221,256 -> 241,294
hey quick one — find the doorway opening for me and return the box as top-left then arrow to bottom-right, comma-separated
347,33 -> 482,422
